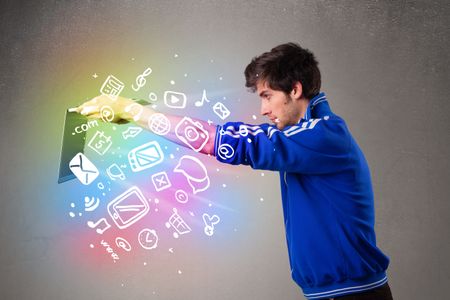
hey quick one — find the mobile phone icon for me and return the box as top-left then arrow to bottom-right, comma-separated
107,186 -> 150,229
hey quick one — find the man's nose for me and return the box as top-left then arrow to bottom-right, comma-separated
260,103 -> 270,116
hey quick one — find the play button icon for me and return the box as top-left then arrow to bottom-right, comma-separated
164,91 -> 187,109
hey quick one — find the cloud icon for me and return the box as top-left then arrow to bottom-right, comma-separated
174,155 -> 210,194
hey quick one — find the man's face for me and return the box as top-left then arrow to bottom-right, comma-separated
256,81 -> 303,130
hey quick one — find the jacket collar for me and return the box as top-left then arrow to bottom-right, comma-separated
301,92 -> 329,122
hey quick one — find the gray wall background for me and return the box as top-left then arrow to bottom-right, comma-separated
1,0 -> 449,299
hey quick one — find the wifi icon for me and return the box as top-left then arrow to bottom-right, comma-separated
84,196 -> 100,212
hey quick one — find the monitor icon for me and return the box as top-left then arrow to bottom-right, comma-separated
128,141 -> 164,172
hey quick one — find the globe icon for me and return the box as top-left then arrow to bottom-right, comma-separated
148,113 -> 171,135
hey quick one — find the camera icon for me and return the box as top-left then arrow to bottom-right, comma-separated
175,117 -> 209,152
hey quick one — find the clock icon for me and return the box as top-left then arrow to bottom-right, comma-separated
138,228 -> 158,250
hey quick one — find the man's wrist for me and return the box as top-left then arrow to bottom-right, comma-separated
116,97 -> 140,122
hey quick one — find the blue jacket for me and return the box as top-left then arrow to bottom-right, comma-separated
214,92 -> 390,299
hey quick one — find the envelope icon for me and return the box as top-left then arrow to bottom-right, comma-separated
69,152 -> 99,185
213,102 -> 231,120
128,141 -> 164,172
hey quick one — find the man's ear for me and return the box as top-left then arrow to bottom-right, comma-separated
290,81 -> 303,100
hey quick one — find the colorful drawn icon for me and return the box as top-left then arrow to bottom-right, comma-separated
212,102 -> 230,120
106,163 -> 126,181
72,119 -> 99,135
69,152 -> 99,185
115,237 -> 132,252
84,196 -> 100,212
164,91 -> 186,109
132,67 -> 152,92
148,113 -> 171,136
151,171 -> 171,192
128,141 -> 164,172
165,208 -> 191,239
175,117 -> 209,152
100,240 -> 120,262
148,92 -> 158,102
175,189 -> 188,204
217,143 -> 234,160
100,105 -> 115,122
100,75 -> 124,100
138,228 -> 158,250
194,89 -> 210,107
87,130 -> 112,156
217,129 -> 235,160
87,218 -> 111,235
122,126 -> 143,139
107,186 -> 150,230
174,155 -> 210,194
202,213 -> 220,236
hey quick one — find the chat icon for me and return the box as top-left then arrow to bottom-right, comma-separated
174,155 -> 210,194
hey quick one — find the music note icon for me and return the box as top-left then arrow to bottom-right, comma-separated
87,218 -> 111,234
194,89 -> 211,107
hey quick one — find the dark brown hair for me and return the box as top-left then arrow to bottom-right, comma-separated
245,43 -> 321,99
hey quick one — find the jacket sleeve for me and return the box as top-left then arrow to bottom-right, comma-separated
214,116 -> 352,174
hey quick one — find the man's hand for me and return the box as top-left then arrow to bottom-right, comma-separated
72,95 -> 139,123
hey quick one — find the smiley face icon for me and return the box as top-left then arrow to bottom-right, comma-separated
138,228 -> 158,250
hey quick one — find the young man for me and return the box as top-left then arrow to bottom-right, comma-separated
76,43 -> 393,300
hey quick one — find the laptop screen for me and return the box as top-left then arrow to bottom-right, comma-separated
58,110 -> 90,183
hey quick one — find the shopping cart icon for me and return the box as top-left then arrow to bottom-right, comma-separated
165,208 -> 191,238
